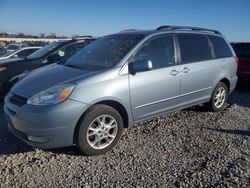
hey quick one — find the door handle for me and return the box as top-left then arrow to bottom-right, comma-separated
182,67 -> 191,73
169,69 -> 179,76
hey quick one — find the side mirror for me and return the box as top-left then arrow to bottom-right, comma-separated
130,59 -> 153,74
47,53 -> 61,63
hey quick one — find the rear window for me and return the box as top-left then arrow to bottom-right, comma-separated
208,35 -> 233,58
177,34 -> 213,63
232,43 -> 250,58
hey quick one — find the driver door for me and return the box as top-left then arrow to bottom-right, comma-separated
129,34 -> 181,121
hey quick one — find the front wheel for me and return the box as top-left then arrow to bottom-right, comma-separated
207,82 -> 228,112
76,104 -> 124,156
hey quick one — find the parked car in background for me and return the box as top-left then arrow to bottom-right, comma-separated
4,26 -> 237,156
0,47 -> 7,56
0,37 -> 95,97
6,43 -> 27,53
25,41 -> 49,47
0,47 -> 41,60
231,42 -> 250,81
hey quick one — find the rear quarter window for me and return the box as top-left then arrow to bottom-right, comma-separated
177,33 -> 213,63
208,35 -> 233,58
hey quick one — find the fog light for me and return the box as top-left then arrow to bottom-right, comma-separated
27,135 -> 53,143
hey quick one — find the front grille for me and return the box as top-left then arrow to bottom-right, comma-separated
9,93 -> 28,106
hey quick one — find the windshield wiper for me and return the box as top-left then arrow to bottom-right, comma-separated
57,60 -> 66,64
62,64 -> 79,69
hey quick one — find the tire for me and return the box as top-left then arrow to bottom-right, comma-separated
207,82 -> 228,112
76,104 -> 124,156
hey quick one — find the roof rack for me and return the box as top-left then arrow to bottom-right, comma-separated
119,29 -> 143,33
72,36 -> 94,40
156,25 -> 221,35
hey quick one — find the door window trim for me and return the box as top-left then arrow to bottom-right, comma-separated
127,33 -> 178,74
175,33 -> 215,65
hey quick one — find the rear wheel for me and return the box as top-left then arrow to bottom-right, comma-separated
207,82 -> 228,112
76,104 -> 124,156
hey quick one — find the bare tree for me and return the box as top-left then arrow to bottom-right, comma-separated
47,33 -> 57,38
17,33 -> 25,38
40,33 -> 45,38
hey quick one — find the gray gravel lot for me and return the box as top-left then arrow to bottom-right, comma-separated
0,85 -> 249,187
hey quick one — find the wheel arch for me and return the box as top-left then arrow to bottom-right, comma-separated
212,74 -> 231,92
73,99 -> 131,144
219,78 -> 230,92
94,100 -> 129,129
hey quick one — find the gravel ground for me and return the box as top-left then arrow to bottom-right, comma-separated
0,85 -> 249,187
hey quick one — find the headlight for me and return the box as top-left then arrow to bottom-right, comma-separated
27,84 -> 75,105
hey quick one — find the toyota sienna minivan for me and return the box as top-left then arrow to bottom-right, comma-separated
4,26 -> 238,155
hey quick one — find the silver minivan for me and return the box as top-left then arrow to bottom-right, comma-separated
4,26 -> 238,155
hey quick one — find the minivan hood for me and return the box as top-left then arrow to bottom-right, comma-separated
12,64 -> 96,98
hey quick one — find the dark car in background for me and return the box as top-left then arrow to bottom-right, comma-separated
6,43 -> 27,53
231,42 -> 250,81
0,47 -> 7,56
0,37 -> 95,97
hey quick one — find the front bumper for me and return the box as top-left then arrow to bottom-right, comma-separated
4,94 -> 89,149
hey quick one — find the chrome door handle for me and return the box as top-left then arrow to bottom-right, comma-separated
170,69 -> 179,76
182,67 -> 190,73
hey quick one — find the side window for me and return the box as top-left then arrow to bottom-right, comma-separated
133,35 -> 175,70
208,35 -> 233,58
177,34 -> 213,63
16,50 -> 26,57
16,49 -> 37,58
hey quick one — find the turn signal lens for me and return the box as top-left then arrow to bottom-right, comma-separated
58,88 -> 74,102
234,56 -> 239,64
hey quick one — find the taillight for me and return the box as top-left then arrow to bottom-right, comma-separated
234,56 -> 239,64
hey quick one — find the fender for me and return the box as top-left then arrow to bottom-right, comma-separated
9,70 -> 30,83
1,70 -> 31,96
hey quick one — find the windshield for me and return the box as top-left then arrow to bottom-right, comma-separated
64,34 -> 144,71
27,41 -> 63,59
7,45 -> 19,50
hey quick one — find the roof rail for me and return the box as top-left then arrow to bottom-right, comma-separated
72,36 -> 94,40
156,25 -> 221,35
119,29 -> 142,33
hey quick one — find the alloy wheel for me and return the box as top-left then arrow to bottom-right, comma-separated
214,87 -> 226,108
86,115 -> 118,149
